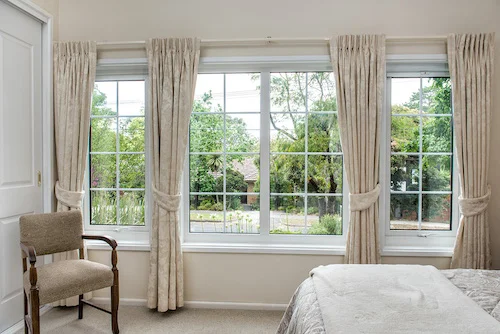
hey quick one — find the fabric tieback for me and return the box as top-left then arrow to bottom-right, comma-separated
459,185 -> 491,217
349,184 -> 381,211
55,181 -> 85,209
152,184 -> 181,212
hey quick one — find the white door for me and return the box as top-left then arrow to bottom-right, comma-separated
0,1 -> 43,332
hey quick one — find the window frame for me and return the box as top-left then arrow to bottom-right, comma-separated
84,60 -> 151,247
182,56 -> 349,253
380,54 -> 459,255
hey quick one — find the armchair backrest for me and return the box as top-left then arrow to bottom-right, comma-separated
20,210 -> 84,256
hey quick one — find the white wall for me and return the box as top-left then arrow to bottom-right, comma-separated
46,0 -> 500,305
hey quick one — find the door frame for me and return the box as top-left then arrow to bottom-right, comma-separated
3,0 -> 53,213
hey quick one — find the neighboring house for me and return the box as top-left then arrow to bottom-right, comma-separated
232,158 -> 258,205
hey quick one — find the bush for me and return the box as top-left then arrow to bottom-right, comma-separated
270,228 -> 301,235
198,199 -> 215,210
308,214 -> 342,235
211,202 -> 223,211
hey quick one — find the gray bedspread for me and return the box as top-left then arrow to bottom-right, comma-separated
277,269 -> 500,334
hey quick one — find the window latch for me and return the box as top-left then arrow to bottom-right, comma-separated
417,233 -> 434,238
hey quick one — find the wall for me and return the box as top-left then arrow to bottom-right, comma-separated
30,0 -> 59,40
53,0 -> 500,305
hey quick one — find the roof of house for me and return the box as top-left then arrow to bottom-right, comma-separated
233,158 -> 258,182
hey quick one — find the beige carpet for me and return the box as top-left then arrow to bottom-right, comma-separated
16,306 -> 284,334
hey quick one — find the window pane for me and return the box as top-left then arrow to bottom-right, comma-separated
119,117 -> 145,152
118,81 -> 145,116
93,82 -> 117,115
390,155 -> 419,191
422,78 -> 452,115
391,116 -> 419,153
307,72 -> 336,112
422,155 -> 452,191
119,191 -> 145,226
390,194 -> 419,230
270,154 -> 305,193
226,113 -> 259,152
270,113 -> 305,152
90,118 -> 116,152
227,155 -> 259,193
422,116 -> 452,152
189,195 -> 223,232
189,154 -> 219,193
90,154 -> 116,188
307,155 -> 342,193
270,73 -> 306,112
307,113 -> 341,152
194,74 -> 224,112
226,195 -> 259,234
190,114 -> 224,153
307,196 -> 342,235
225,73 -> 260,112
119,154 -> 145,188
90,190 -> 116,225
391,78 -> 420,112
421,194 -> 451,230
270,195 -> 305,234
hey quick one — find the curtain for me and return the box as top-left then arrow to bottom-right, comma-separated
330,35 -> 385,264
52,41 -> 97,305
147,38 -> 200,312
448,33 -> 494,269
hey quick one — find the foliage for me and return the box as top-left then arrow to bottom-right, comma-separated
308,214 -> 342,235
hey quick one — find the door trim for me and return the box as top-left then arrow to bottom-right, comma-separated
3,0 -> 53,213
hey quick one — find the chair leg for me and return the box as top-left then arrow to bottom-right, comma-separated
30,289 -> 40,334
24,291 -> 28,334
111,281 -> 119,334
78,294 -> 84,319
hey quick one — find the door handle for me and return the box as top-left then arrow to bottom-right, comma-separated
37,171 -> 42,187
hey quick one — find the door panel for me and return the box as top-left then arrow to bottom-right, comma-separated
0,1 -> 43,332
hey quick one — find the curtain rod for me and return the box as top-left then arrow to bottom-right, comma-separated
96,35 -> 447,48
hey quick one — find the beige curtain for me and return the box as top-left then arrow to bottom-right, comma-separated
52,41 -> 97,305
448,33 -> 494,269
147,38 -> 200,312
330,35 -> 385,264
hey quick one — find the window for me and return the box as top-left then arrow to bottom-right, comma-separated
88,80 -> 147,227
186,65 -> 346,248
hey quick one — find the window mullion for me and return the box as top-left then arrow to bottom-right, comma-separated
223,74 -> 227,233
418,77 -> 423,230
260,71 -> 271,236
115,82 -> 121,226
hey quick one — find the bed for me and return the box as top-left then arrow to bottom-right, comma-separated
277,265 -> 500,333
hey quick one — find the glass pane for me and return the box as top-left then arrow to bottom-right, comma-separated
90,190 -> 116,225
307,155 -> 342,193
226,114 -> 259,152
119,117 -> 145,152
422,155 -> 452,191
270,195 -> 305,234
308,113 -> 341,152
119,154 -> 145,188
307,72 -> 336,112
270,73 -> 307,112
194,74 -> 224,112
225,73 -> 260,112
190,114 -> 224,153
90,118 -> 116,152
90,154 -> 116,188
119,191 -> 145,226
306,196 -> 342,235
422,194 -> 451,230
391,78 -> 420,112
391,116 -> 420,153
227,155 -> 259,193
390,154 -> 419,191
118,81 -> 145,116
189,195 -> 224,233
93,82 -> 117,115
422,116 -> 452,152
189,154 -> 220,193
270,154 -> 305,193
270,113 -> 305,153
422,78 -> 452,115
226,195 -> 259,234
390,194 -> 419,230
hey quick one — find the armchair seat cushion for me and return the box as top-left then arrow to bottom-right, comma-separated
24,259 -> 114,304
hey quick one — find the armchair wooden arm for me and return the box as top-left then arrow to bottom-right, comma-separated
82,235 -> 117,249
20,242 -> 37,265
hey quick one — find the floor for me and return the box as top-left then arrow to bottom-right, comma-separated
15,306 -> 284,334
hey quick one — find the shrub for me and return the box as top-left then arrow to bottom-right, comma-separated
198,199 -> 215,210
308,214 -> 342,235
211,202 -> 223,211
270,228 -> 301,235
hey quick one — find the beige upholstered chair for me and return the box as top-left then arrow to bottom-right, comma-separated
19,211 -> 119,334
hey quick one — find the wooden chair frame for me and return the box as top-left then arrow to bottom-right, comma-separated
20,235 -> 119,334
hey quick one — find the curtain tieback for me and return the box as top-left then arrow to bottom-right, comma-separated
152,184 -> 181,212
459,185 -> 491,217
349,184 -> 381,211
55,181 -> 84,209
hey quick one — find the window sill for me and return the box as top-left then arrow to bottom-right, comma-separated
381,246 -> 453,257
181,242 -> 346,255
85,240 -> 151,251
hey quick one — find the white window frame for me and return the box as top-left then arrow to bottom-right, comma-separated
182,56 -> 349,254
84,60 -> 151,249
380,54 -> 459,256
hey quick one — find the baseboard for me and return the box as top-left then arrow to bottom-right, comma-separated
90,297 -> 287,311
2,305 -> 52,334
